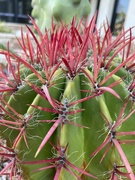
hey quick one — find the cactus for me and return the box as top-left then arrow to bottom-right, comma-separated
0,16 -> 135,180
31,0 -> 91,32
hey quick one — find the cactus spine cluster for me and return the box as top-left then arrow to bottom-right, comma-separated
0,16 -> 135,180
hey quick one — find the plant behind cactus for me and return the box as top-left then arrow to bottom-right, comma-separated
0,16 -> 135,180
31,0 -> 91,31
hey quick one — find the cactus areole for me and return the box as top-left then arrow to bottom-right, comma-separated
0,16 -> 135,180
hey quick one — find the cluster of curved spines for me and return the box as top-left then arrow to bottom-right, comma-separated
0,16 -> 135,179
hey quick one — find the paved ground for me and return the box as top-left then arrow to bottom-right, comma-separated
0,22 -> 33,64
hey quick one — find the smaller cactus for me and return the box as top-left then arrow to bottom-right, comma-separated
31,0 -> 91,31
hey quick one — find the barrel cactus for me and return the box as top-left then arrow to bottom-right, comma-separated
31,0 -> 91,32
0,16 -> 135,180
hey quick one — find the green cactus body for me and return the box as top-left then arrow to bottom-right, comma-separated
0,16 -> 135,180
31,0 -> 91,32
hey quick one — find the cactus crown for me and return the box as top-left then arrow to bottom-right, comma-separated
0,16 -> 135,180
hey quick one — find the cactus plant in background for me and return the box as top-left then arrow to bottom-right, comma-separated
0,15 -> 135,180
31,0 -> 91,32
